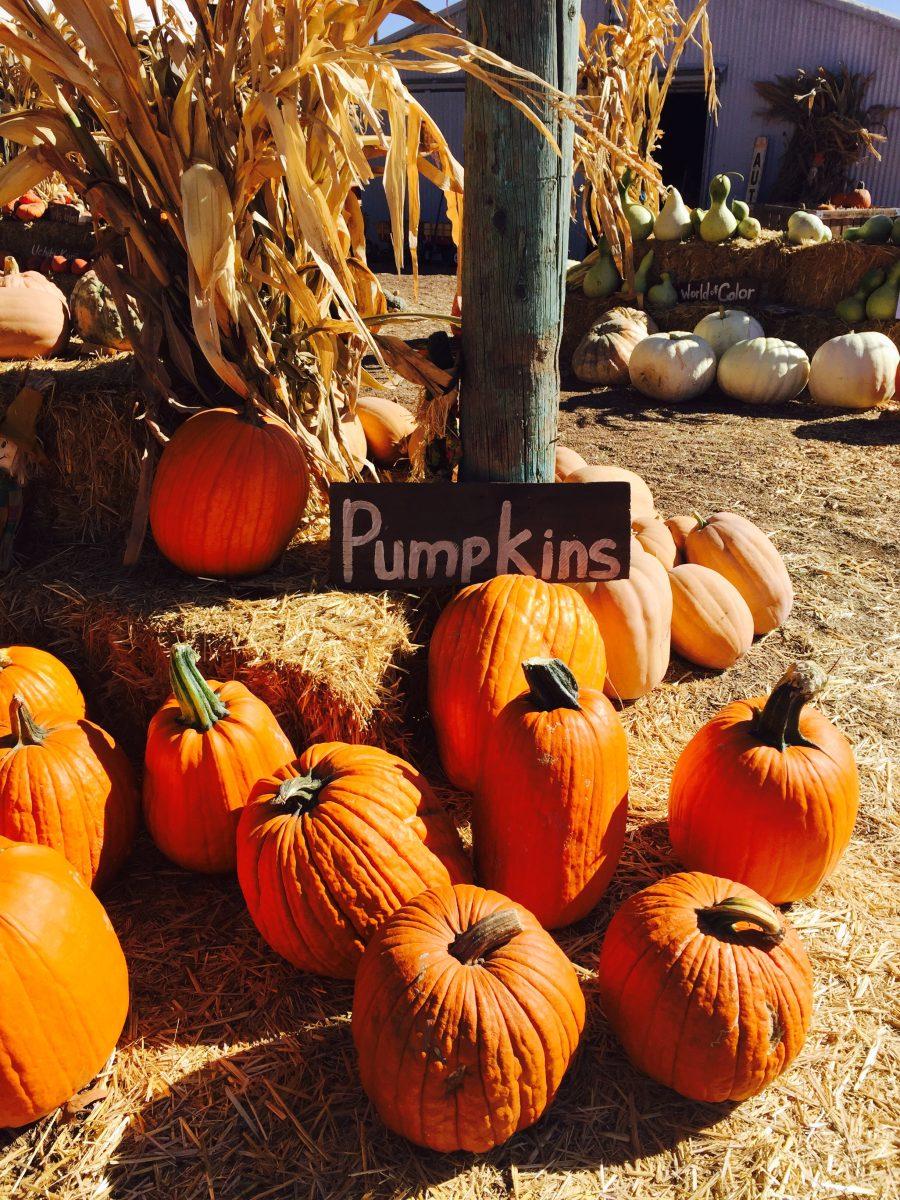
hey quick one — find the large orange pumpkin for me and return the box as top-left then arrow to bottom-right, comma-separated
668,562 -> 754,670
149,406 -> 310,578
353,883 -> 585,1152
0,257 -> 69,360
668,662 -> 858,902
428,576 -> 607,790
597,871 -> 813,1102
0,696 -> 138,890
684,511 -> 793,635
143,644 -> 294,874
0,645 -> 85,725
236,743 -> 471,977
474,658 -> 628,928
0,838 -> 129,1127
574,540 -> 671,701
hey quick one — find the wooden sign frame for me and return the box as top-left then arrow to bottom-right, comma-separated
330,482 -> 632,591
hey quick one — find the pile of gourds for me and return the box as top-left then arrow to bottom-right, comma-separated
572,304 -> 899,411
0,594 -> 860,1150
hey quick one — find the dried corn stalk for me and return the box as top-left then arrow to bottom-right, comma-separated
575,0 -> 718,283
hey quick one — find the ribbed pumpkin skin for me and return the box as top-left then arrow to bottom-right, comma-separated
668,563 -> 754,669
0,838 -> 129,1127
149,408 -> 310,578
474,683 -> 628,927
143,680 -> 294,874
236,743 -> 471,977
669,690 -> 858,903
664,515 -> 699,563
575,543 -> 671,701
632,515 -> 677,569
356,395 -> 415,466
0,709 -> 138,890
597,872 -> 813,1102
428,577 -> 607,790
0,646 -> 85,725
352,883 -> 585,1152
0,269 -> 68,360
685,512 -> 793,635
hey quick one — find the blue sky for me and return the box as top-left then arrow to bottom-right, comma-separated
378,0 -> 900,38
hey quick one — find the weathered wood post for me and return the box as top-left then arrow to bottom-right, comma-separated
460,0 -> 581,482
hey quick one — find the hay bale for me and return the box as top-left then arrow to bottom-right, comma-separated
0,521 -> 415,755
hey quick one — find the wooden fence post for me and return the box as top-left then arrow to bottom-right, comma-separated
460,0 -> 581,482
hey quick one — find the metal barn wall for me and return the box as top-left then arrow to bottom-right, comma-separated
363,0 -> 900,246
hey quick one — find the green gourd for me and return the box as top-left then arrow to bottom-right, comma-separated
583,249 -> 621,299
858,268 -> 886,295
859,214 -> 893,244
700,175 -> 738,243
843,227 -> 864,242
730,199 -> 750,224
835,295 -> 866,323
647,272 -> 678,309
654,188 -> 693,241
892,218 -> 900,246
690,207 -> 706,234
634,249 -> 654,295
618,170 -> 655,242
865,263 -> 900,320
737,216 -> 761,240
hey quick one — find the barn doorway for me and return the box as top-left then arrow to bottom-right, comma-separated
656,87 -> 710,206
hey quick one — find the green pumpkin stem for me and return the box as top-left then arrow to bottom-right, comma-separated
169,643 -> 228,732
698,895 -> 785,947
450,909 -> 523,965
8,694 -> 48,747
522,658 -> 581,712
691,509 -> 709,529
754,662 -> 826,751
271,770 -> 327,816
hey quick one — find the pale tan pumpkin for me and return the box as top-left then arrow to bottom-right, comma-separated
632,515 -> 677,570
554,445 -> 588,481
565,465 -> 655,524
668,563 -> 754,669
685,512 -> 793,635
356,395 -> 415,466
0,257 -> 68,360
603,307 -> 658,333
340,409 -> 368,471
572,321 -> 645,386
665,515 -> 699,564
575,541 -> 672,700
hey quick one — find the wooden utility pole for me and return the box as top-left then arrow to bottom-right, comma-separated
460,0 -> 580,482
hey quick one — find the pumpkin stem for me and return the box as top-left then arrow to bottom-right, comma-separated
169,643 -> 228,732
449,910 -> 523,965
754,661 -> 826,750
521,658 -> 581,712
3,256 -> 19,276
8,694 -> 48,747
691,510 -> 708,529
270,770 -> 328,816
0,651 -> 11,670
697,895 -> 785,947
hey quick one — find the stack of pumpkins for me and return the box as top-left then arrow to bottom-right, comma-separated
555,450 -> 792,691
0,626 -> 860,1155
573,302 -> 899,411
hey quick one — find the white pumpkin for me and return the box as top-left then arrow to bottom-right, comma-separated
628,332 -> 716,403
717,337 -> 810,405
693,308 -> 765,358
808,332 -> 899,411
787,211 -> 828,245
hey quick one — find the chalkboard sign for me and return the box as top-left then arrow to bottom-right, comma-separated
678,279 -> 759,304
330,483 -> 632,591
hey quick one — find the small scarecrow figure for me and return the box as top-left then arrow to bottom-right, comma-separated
0,379 -> 47,571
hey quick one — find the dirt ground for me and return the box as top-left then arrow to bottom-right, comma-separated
1,271 -> 898,1200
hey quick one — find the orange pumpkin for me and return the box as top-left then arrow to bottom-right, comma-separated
149,406 -> 310,578
0,696 -> 137,890
664,514 -> 698,563
668,562 -> 754,669
353,883 -> 585,1151
565,463 -> 656,523
830,181 -> 871,209
143,644 -> 294,874
474,658 -> 628,928
236,743 -> 471,977
632,514 -> 677,569
554,444 -> 588,481
0,256 -> 68,359
669,662 -> 858,902
597,871 -> 813,1101
0,838 -> 129,1127
575,540 -> 671,701
0,645 -> 85,725
356,395 -> 415,466
684,511 -> 793,634
429,576 -> 607,790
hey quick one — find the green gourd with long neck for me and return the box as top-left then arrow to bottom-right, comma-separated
700,175 -> 738,243
618,170 -> 655,242
583,240 -> 621,299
